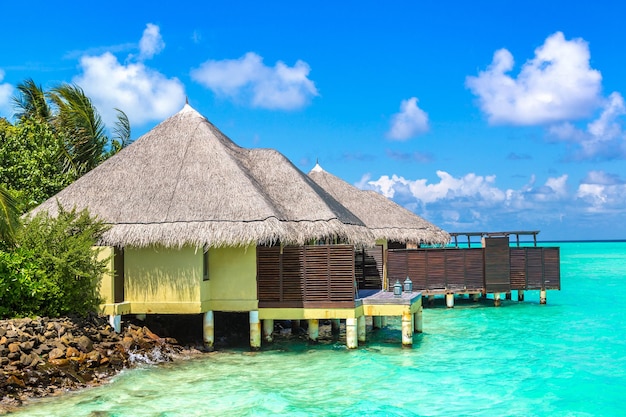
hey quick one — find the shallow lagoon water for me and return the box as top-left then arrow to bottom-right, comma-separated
12,242 -> 626,416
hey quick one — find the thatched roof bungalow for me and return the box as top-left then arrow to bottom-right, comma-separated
30,105 -> 445,349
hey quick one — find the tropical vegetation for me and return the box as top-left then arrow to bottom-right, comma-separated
0,206 -> 109,318
0,79 -> 130,317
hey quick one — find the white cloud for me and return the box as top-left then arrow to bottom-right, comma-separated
577,170 -> 626,212
369,171 -> 505,204
191,52 -> 318,110
466,32 -> 602,125
73,24 -> 185,127
549,92 -> 626,160
366,171 -> 574,231
0,70 -> 13,118
387,97 -> 429,140
138,23 -> 165,61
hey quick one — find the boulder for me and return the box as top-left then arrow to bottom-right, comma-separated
48,347 -> 66,360
76,335 -> 93,353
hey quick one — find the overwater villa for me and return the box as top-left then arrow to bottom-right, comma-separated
32,105 -> 560,350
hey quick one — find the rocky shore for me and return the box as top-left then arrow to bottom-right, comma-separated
0,315 -> 203,413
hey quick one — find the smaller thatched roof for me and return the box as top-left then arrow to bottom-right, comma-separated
31,105 -> 374,248
308,164 -> 450,246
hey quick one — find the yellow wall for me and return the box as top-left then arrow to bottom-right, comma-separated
96,246 -> 115,305
124,246 -> 204,313
205,245 -> 258,311
97,245 -> 259,314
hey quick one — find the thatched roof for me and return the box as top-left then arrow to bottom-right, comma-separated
308,164 -> 450,246
32,105 -> 374,248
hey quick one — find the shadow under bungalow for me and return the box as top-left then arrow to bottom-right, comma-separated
31,105 -> 561,350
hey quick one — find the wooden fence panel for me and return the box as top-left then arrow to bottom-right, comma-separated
510,248 -> 527,290
484,237 -> 511,293
543,247 -> 561,290
257,247 -> 282,304
464,249 -> 485,290
526,248 -> 544,289
408,250 -> 428,290
445,250 -> 466,290
426,251 -> 447,290
282,247 -> 304,302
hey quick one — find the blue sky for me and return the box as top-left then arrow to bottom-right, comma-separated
2,0 -> 626,241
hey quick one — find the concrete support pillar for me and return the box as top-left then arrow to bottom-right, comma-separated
372,316 -> 382,329
494,293 -> 502,307
308,319 -> 319,342
427,295 -> 435,307
109,315 -> 121,333
380,316 -> 388,327
249,311 -> 261,350
414,307 -> 423,333
446,293 -> 455,308
357,316 -> 366,343
505,292 -> 512,300
346,318 -> 358,349
330,319 -> 341,336
203,311 -> 214,349
401,311 -> 413,347
518,290 -> 525,302
540,289 -> 547,305
262,319 -> 274,342
472,293 -> 480,302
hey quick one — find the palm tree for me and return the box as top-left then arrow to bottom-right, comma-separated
48,83 -> 131,176
10,80 -> 132,180
12,78 -> 52,122
0,184 -> 19,246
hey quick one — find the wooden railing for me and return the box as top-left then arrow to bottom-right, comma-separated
388,244 -> 560,293
387,248 -> 484,292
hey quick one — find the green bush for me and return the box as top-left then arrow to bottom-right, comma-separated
0,205 -> 109,318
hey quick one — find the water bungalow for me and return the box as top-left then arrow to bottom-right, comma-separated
32,105 -> 560,350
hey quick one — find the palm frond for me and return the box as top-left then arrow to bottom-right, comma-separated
12,78 -> 51,121
49,83 -> 108,175
0,185 -> 20,246
108,108 -> 132,156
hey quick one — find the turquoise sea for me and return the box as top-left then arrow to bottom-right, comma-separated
11,241 -> 626,416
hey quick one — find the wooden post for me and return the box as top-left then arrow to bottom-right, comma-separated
357,316 -> 366,343
428,295 -> 435,307
494,293 -> 502,307
446,293 -> 454,308
372,316 -> 382,329
505,292 -> 512,300
414,307 -> 423,333
402,310 -> 413,347
308,319 -> 319,342
518,290 -> 525,301
109,315 -> 121,333
540,289 -> 547,304
203,311 -> 214,349
346,318 -> 358,349
472,293 -> 480,302
331,319 -> 341,335
262,319 -> 274,342
380,316 -> 388,327
249,311 -> 261,350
